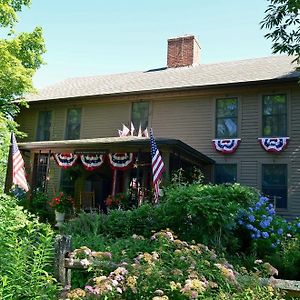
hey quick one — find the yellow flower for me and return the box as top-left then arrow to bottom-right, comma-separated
191,279 -> 206,293
94,275 -> 107,285
267,285 -> 274,296
144,267 -> 152,276
170,281 -> 182,291
126,275 -> 138,292
143,252 -> 153,264
66,288 -> 86,299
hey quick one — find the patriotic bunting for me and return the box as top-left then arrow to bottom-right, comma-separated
108,153 -> 135,170
258,137 -> 289,153
53,153 -> 79,169
80,154 -> 104,171
212,138 -> 241,154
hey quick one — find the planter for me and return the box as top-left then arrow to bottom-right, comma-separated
55,210 -> 65,227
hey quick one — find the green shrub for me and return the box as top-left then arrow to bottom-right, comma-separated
266,236 -> 300,280
158,183 -> 259,249
63,184 -> 259,251
29,190 -> 53,222
0,193 -> 58,299
65,230 -> 285,300
235,196 -> 300,279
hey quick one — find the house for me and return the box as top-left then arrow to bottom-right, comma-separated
13,35 -> 300,217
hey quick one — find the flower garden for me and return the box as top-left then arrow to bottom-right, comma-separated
1,181 -> 300,299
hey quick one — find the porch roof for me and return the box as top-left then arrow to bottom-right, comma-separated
18,136 -> 215,165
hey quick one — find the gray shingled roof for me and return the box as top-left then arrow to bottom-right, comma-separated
27,56 -> 299,102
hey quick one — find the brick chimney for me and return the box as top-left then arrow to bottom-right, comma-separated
167,35 -> 200,68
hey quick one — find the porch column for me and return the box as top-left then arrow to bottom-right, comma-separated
161,151 -> 170,182
112,169 -> 117,196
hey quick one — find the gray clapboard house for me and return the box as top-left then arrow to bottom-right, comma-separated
15,35 -> 300,217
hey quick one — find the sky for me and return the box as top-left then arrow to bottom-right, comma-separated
15,0 -> 273,89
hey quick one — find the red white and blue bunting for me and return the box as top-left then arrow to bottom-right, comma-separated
212,138 -> 241,154
258,137 -> 289,153
80,154 -> 104,171
108,153 -> 135,170
53,153 -> 79,169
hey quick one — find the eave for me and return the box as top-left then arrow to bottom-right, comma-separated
18,136 -> 215,165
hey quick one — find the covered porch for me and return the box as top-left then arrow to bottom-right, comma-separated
17,136 -> 214,210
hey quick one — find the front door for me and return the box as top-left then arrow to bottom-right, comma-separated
85,173 -> 111,212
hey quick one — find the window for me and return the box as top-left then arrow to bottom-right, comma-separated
65,108 -> 81,140
216,98 -> 238,138
131,102 -> 149,130
36,111 -> 52,141
262,94 -> 287,137
32,154 -> 49,191
262,164 -> 287,209
215,164 -> 237,184
60,169 -> 75,196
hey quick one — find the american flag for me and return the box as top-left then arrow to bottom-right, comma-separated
11,133 -> 29,192
150,129 -> 165,202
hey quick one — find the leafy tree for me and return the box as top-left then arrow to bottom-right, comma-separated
0,0 -> 45,190
0,0 -> 45,118
261,0 -> 300,62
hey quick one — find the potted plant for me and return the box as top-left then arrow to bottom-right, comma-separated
49,192 -> 74,227
105,193 -> 130,210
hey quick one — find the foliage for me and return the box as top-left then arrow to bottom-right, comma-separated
159,183 -> 259,250
236,196 -> 300,279
266,235 -> 300,280
49,191 -> 75,213
0,114 -> 11,191
0,193 -> 58,299
0,0 -> 45,191
0,0 -> 46,118
26,189 -> 53,222
63,184 -> 259,252
69,232 -> 157,289
105,193 -> 131,210
261,0 -> 300,62
64,230 -> 285,300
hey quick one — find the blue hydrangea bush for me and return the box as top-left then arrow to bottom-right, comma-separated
236,195 -> 300,279
237,196 -> 300,250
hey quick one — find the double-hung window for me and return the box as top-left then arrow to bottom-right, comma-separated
60,169 -> 75,196
262,164 -> 287,209
262,94 -> 287,137
32,154 -> 49,191
36,111 -> 52,141
65,108 -> 81,140
215,164 -> 237,184
131,101 -> 149,130
216,98 -> 238,138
